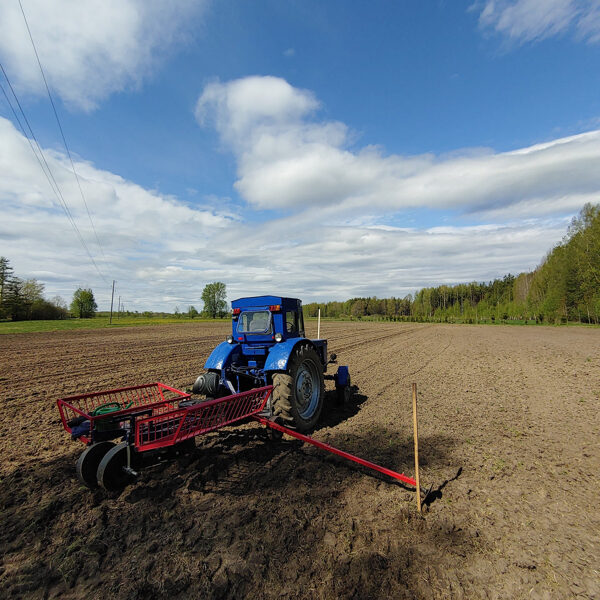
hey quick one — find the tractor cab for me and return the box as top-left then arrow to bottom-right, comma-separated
230,296 -> 305,347
227,296 -> 304,367
228,296 -> 304,346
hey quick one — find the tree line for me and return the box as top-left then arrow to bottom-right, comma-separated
0,260 -> 227,323
0,256 -> 97,321
304,203 -> 600,325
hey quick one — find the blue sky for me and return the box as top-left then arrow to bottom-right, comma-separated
1,0 -> 600,310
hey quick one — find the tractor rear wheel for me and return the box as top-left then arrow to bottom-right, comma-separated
271,345 -> 324,432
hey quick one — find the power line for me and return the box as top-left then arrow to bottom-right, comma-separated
18,0 -> 106,260
0,62 -> 108,284
1,63 -> 78,226
1,75 -> 63,207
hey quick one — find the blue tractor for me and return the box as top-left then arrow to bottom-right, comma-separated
192,296 -> 351,432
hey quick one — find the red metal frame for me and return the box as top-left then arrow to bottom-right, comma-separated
253,415 -> 417,488
135,386 -> 273,451
58,382 -> 417,490
57,382 -> 191,444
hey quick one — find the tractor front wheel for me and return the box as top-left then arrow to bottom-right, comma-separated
271,345 -> 324,432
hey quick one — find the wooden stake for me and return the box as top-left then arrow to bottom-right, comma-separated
412,382 -> 422,513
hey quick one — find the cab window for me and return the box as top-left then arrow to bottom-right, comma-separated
238,310 -> 272,334
286,311 -> 299,334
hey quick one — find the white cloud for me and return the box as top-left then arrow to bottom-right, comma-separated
0,0 -> 207,111
196,76 -> 600,219
0,116 -> 236,308
2,68 -> 597,310
196,76 -> 320,144
475,0 -> 600,44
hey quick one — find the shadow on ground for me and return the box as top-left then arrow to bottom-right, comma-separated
316,386 -> 368,429
0,416 -> 467,600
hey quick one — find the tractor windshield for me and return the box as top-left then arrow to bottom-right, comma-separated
237,310 -> 272,334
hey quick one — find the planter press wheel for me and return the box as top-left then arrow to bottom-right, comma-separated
76,441 -> 115,488
267,416 -> 284,442
97,442 -> 134,491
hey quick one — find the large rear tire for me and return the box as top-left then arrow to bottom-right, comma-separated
271,345 -> 324,432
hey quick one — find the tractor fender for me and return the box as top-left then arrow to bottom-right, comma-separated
203,341 -> 240,370
264,338 -> 314,372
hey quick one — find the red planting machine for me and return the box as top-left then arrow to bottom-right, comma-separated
57,296 -> 424,498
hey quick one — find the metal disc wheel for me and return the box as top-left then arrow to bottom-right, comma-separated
97,442 -> 133,491
76,441 -> 115,488
295,358 -> 320,418
272,345 -> 324,432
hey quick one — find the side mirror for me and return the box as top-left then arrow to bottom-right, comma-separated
329,353 -> 337,363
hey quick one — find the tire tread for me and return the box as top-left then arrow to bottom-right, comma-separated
271,344 -> 324,432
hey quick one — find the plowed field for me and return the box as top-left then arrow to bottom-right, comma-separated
0,322 -> 598,599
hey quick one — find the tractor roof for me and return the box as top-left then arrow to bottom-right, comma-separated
231,296 -> 301,310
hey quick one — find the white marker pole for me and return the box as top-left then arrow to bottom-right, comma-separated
317,308 -> 321,339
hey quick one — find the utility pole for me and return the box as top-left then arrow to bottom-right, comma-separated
109,280 -> 115,324
118,295 -> 121,319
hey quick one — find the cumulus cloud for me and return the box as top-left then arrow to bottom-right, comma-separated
0,0 -> 207,110
196,76 -> 600,218
196,76 -> 321,145
475,0 -> 600,44
3,74 -> 597,310
0,116 -> 235,308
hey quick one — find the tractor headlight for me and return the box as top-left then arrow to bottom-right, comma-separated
226,335 -> 234,344
274,333 -> 283,342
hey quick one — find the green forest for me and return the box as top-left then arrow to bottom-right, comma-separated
304,203 -> 600,325
0,257 -> 70,321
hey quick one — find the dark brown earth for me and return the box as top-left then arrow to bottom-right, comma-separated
0,322 -> 598,599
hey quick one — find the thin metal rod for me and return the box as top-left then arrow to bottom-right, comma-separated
412,382 -> 422,512
317,308 -> 321,339
254,416 -> 417,487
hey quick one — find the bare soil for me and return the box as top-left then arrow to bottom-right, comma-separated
0,322 -> 598,599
